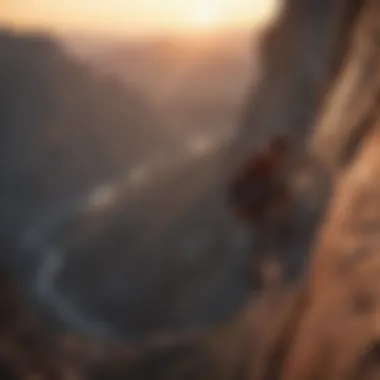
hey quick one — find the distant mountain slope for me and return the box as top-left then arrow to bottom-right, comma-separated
0,29 -> 253,344
0,29 -> 178,240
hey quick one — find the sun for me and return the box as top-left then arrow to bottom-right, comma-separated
179,0 -> 282,33
187,7 -> 221,29
182,0 -> 228,30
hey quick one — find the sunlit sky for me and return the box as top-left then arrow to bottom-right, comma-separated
0,0 -> 279,35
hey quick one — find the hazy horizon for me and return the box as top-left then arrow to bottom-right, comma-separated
0,0 -> 280,36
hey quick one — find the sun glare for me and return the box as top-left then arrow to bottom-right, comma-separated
188,9 -> 219,28
0,0 -> 280,35
178,0 -> 280,32
185,2 -> 224,30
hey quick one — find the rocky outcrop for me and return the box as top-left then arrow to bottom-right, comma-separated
240,1 -> 380,379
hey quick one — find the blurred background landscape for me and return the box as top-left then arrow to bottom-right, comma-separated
0,1 -> 279,238
0,1 -> 287,378
1,0 -> 279,161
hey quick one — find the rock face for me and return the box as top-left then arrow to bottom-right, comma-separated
238,1 -> 380,379
278,2 -> 380,379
